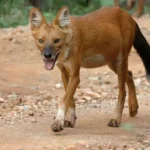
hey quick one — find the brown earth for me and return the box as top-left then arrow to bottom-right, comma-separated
0,15 -> 150,150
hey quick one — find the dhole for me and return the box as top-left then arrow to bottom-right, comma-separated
114,0 -> 145,17
29,6 -> 150,132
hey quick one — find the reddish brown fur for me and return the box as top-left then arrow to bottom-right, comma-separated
29,6 -> 139,132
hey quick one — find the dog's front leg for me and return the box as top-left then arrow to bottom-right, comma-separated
51,67 -> 80,132
57,64 -> 77,128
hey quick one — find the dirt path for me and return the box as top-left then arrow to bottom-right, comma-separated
1,103 -> 150,150
0,15 -> 150,150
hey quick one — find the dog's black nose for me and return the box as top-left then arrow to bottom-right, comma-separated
44,53 -> 52,59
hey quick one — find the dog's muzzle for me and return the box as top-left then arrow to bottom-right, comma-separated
43,51 -> 60,70
44,52 -> 52,59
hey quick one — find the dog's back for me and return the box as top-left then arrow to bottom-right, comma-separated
70,7 -> 136,67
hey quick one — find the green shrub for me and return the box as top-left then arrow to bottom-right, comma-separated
0,0 -> 149,28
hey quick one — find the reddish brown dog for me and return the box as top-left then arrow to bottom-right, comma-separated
114,0 -> 145,17
29,6 -> 150,132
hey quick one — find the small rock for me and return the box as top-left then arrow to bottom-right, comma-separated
55,83 -> 62,89
65,142 -> 89,150
77,99 -> 86,104
109,144 -> 116,150
103,80 -> 111,84
135,78 -> 142,86
7,94 -> 18,100
42,94 -> 52,100
123,145 -> 127,148
82,96 -> 92,101
88,76 -> 100,81
0,98 -> 4,103
99,145 -> 103,150
30,118 -> 37,123
85,91 -> 101,99
8,36 -> 13,41
43,100 -> 49,106
143,139 -> 150,145
12,39 -> 21,44
13,27 -> 24,34
28,111 -> 34,116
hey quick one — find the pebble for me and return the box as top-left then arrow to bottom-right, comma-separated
65,142 -> 89,150
143,139 -> 150,145
17,105 -> 29,111
85,91 -> 101,99
42,94 -> 52,100
82,96 -> 92,101
103,80 -> 111,84
28,110 -> 34,116
0,98 -> 4,103
88,76 -> 99,81
43,100 -> 50,106
7,94 -> 18,100
55,83 -> 62,89
76,99 -> 86,104
30,118 -> 37,123
135,78 -> 142,86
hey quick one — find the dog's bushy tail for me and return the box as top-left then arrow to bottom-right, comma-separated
133,23 -> 150,80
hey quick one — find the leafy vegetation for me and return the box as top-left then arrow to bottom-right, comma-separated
0,0 -> 149,28
0,0 -> 113,28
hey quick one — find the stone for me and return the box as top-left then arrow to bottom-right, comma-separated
28,110 -> 34,116
55,83 -> 62,89
85,91 -> 101,99
82,96 -> 92,101
135,78 -> 142,86
0,98 -> 4,103
30,118 -> 37,123
76,99 -> 86,104
65,142 -> 89,150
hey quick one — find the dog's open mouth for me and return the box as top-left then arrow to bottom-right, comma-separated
43,52 -> 60,70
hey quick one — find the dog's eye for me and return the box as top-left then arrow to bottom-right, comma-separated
39,39 -> 44,43
54,39 -> 60,44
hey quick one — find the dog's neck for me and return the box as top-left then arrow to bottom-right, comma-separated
57,28 -> 73,64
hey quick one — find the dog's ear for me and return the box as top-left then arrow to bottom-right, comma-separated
54,6 -> 70,29
29,7 -> 46,30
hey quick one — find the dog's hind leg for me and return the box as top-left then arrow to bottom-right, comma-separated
126,71 -> 139,117
108,63 -> 139,117
107,55 -> 127,127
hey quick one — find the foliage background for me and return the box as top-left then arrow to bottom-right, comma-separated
0,0 -> 149,28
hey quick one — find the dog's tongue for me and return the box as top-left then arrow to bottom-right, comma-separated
44,59 -> 55,70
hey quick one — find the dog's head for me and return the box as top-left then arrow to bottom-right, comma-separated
29,6 -> 71,70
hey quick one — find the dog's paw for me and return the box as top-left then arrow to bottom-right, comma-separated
51,117 -> 64,132
64,108 -> 77,128
64,116 -> 77,128
64,120 -> 74,128
108,119 -> 120,127
129,103 -> 138,117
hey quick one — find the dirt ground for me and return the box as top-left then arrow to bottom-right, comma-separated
0,15 -> 150,150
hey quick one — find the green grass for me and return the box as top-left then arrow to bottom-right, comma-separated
0,0 -> 149,28
0,0 -> 102,28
